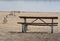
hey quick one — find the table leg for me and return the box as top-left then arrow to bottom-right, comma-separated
22,24 -> 24,32
51,18 -> 53,33
22,18 -> 27,33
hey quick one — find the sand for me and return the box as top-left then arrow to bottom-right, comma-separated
0,32 -> 60,41
0,11 -> 60,41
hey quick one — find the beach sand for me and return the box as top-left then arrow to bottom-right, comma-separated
0,11 -> 59,41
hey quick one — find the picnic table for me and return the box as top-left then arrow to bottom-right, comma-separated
17,16 -> 58,33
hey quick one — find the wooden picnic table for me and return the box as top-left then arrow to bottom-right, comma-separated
17,16 -> 58,33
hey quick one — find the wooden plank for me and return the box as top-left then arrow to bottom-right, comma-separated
17,22 -> 58,24
17,22 -> 58,26
19,16 -> 58,19
20,24 -> 57,26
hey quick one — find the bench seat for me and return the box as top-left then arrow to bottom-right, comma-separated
17,22 -> 58,26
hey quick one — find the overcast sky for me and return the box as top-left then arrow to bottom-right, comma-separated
0,1 -> 60,12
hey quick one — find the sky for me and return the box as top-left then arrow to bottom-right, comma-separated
0,1 -> 60,12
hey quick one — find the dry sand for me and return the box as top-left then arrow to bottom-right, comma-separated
0,11 -> 60,41
0,11 -> 59,33
0,32 -> 60,41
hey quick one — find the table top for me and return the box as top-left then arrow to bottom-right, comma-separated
19,16 -> 58,19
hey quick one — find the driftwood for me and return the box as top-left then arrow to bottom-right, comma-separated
8,12 -> 16,16
2,11 -> 19,24
3,17 -> 7,24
